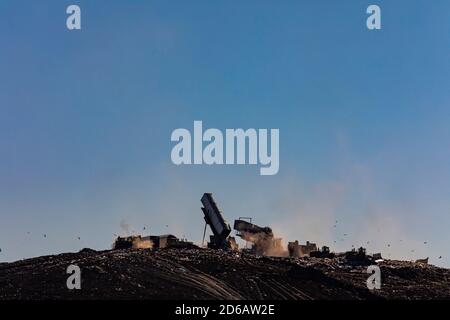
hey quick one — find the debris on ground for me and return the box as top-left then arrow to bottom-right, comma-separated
0,248 -> 449,300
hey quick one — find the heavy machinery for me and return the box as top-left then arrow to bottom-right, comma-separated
309,246 -> 335,259
345,247 -> 373,265
112,234 -> 197,250
287,240 -> 318,257
234,219 -> 273,240
233,219 -> 282,255
201,193 -> 237,250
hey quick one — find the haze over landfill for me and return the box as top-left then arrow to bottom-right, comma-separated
1,0 -> 450,268
1,193 -> 449,300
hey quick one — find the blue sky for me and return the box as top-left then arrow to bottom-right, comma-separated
0,0 -> 449,267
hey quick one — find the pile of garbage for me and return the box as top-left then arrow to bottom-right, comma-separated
1,247 -> 449,300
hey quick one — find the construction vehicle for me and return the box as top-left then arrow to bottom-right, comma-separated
288,240 -> 318,257
234,219 -> 273,238
310,246 -> 335,259
233,219 -> 282,255
345,247 -> 373,265
201,193 -> 237,250
113,234 -> 196,250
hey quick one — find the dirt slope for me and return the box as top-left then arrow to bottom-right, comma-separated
1,248 -> 449,300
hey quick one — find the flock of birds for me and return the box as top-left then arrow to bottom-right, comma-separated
0,223 -> 444,262
1,223 -> 154,256
331,220 -> 443,260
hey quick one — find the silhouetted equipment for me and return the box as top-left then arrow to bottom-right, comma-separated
113,234 -> 196,250
201,193 -> 236,250
310,246 -> 335,259
234,220 -> 260,241
345,247 -> 373,265
234,220 -> 273,238
113,235 -> 152,249
288,241 -> 318,257
233,219 -> 282,255
238,217 -> 253,249
158,234 -> 178,248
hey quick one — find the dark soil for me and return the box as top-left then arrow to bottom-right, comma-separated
1,248 -> 449,300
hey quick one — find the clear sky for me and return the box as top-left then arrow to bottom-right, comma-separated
0,0 -> 449,267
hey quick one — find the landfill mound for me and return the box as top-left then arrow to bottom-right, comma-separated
1,248 -> 449,300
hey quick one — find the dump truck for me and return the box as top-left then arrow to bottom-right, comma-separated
233,219 -> 282,255
201,193 -> 237,250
